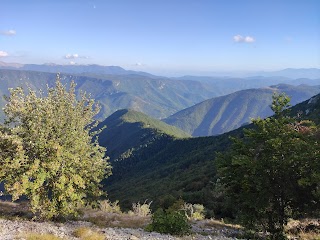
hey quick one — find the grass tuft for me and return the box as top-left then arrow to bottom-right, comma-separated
19,233 -> 63,240
73,227 -> 105,240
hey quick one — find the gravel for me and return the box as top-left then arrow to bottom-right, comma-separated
0,219 -> 241,240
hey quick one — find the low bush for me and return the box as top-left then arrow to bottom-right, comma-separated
146,208 -> 191,236
183,203 -> 205,220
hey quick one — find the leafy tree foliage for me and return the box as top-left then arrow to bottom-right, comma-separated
146,208 -> 191,236
217,93 -> 320,238
0,76 -> 111,219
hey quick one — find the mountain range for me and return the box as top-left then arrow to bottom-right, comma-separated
0,69 -> 220,120
1,62 -> 320,217
0,61 -> 155,77
100,92 -> 320,215
164,84 -> 320,136
1,67 -> 320,122
1,61 -> 319,79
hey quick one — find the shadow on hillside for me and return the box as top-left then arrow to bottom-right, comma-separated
0,200 -> 33,220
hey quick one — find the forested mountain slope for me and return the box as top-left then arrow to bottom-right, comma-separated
96,109 -> 190,161
0,69 -> 219,120
164,84 -> 320,136
1,68 -> 320,122
102,93 -> 320,215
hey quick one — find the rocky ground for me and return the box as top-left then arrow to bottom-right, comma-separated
0,218 -> 242,240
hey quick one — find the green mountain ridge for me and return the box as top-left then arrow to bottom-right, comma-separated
102,93 -> 320,216
1,68 -> 320,122
164,84 -> 320,136
0,69 -> 220,120
97,109 -> 190,162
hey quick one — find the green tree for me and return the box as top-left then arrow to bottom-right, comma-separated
217,93 -> 320,238
0,75 -> 111,219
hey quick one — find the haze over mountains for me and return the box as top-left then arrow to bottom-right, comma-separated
1,61 -> 320,216
0,62 -> 319,137
1,61 -> 320,79
0,69 -> 219,120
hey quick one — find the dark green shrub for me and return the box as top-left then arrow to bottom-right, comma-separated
145,208 -> 191,236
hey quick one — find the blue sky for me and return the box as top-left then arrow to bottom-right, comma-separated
0,0 -> 319,76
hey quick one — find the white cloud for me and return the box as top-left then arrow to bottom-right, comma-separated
244,36 -> 255,43
65,53 -> 79,59
1,30 -> 16,36
64,53 -> 89,59
69,61 -> 76,65
233,35 -> 255,43
0,51 -> 8,57
233,35 -> 243,42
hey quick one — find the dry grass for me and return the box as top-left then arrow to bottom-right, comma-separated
204,218 -> 242,230
73,227 -> 105,240
17,232 -> 63,240
99,199 -> 122,214
82,209 -> 151,229
129,201 -> 152,217
286,218 -> 320,240
297,231 -> 320,240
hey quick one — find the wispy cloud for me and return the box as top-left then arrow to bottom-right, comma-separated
1,30 -> 16,36
0,51 -> 9,57
64,53 -> 89,59
233,35 -> 255,43
65,53 -> 79,59
133,62 -> 146,67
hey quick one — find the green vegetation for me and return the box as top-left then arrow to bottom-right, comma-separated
103,91 -> 320,221
0,76 -> 111,219
164,84 -> 320,136
289,93 -> 320,124
104,134 -> 232,215
0,69 -> 221,120
146,208 -> 191,236
216,93 -> 320,238
2,69 -> 319,122
97,109 -> 190,161
183,203 -> 205,220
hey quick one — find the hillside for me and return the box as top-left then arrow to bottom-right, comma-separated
1,67 -> 320,121
96,109 -> 190,161
290,93 -> 320,124
104,133 -> 230,213
103,93 -> 320,216
163,84 -> 320,136
0,69 -> 220,120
